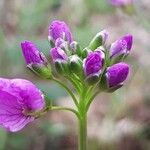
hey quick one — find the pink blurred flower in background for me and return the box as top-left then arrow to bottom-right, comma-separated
110,0 -> 133,6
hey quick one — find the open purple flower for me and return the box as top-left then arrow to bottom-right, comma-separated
48,20 -> 73,44
0,78 -> 45,132
106,62 -> 129,88
110,34 -> 133,58
84,50 -> 104,78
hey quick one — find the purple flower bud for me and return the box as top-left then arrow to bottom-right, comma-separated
70,41 -> 78,52
110,0 -> 133,6
70,41 -> 82,56
110,34 -> 133,58
55,38 -> 65,47
21,41 -> 51,78
84,50 -> 104,77
48,20 -> 73,43
0,78 -> 45,132
55,38 -> 68,51
50,47 -> 68,62
21,40 -> 46,65
106,62 -> 129,88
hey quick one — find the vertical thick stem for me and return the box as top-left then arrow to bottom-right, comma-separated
78,113 -> 87,150
78,83 -> 88,150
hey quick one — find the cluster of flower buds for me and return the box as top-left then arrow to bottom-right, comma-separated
0,20 -> 133,132
21,20 -> 133,92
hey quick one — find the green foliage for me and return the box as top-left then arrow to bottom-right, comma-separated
85,0 -> 113,13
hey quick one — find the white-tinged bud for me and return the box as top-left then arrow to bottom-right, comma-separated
88,30 -> 109,50
69,55 -> 82,74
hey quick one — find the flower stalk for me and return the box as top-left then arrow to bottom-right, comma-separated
78,113 -> 87,150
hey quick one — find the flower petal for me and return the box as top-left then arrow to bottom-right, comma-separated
0,90 -> 34,132
10,79 -> 45,111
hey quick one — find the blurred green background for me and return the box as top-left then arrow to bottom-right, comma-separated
0,0 -> 150,150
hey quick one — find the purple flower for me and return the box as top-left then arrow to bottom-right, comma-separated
48,20 -> 73,43
110,0 -> 133,6
106,62 -> 129,88
110,34 -> 133,58
50,47 -> 68,62
21,41 -> 51,78
0,78 -> 45,132
84,50 -> 104,77
21,40 -> 46,65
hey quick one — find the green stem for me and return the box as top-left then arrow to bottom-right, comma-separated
86,91 -> 99,112
65,76 -> 81,94
26,106 -> 79,119
52,77 -> 79,107
51,106 -> 80,119
79,113 -> 87,150
77,83 -> 88,150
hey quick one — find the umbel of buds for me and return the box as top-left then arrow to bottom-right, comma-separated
0,19 -> 133,150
